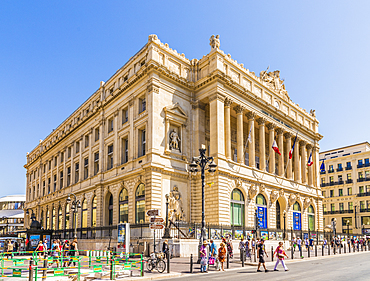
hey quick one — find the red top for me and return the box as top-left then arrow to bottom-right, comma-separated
38,245 -> 43,251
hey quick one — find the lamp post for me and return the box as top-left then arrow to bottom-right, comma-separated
332,218 -> 337,238
354,205 -> 358,229
67,193 -> 81,238
283,211 -> 286,240
347,220 -> 350,236
254,207 -> 259,238
189,146 -> 217,262
162,194 -> 172,239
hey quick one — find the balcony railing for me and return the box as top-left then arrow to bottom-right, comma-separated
357,192 -> 370,197
346,179 -> 353,184
360,208 -> 370,213
337,168 -> 343,172
320,171 -> 326,175
358,164 -> 364,169
323,210 -> 353,215
346,166 -> 352,170
357,177 -> 370,182
328,169 -> 335,174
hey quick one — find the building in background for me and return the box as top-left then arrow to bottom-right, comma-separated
0,195 -> 26,236
320,142 -> 370,235
24,35 -> 323,252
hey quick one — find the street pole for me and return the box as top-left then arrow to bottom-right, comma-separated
162,195 -> 172,239
67,193 -> 81,239
283,211 -> 286,240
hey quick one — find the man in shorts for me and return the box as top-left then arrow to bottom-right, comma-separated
257,239 -> 269,272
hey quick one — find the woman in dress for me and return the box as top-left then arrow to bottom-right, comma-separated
218,242 -> 226,271
273,242 -> 289,271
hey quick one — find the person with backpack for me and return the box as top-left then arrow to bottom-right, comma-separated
69,238 -> 78,266
273,242 -> 289,271
62,240 -> 70,267
256,239 -> 269,272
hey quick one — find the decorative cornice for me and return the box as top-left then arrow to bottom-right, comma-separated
208,93 -> 225,103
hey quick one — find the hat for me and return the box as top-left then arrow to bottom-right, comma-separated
203,240 -> 208,245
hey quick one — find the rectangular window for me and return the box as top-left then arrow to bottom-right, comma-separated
348,202 -> 353,211
122,108 -> 128,124
60,152 -> 64,163
84,158 -> 89,180
108,118 -> 114,133
53,175 -> 57,191
322,191 -> 326,197
360,186 -> 364,194
338,163 -> 343,170
66,167 -> 71,186
67,147 -> 71,158
342,217 -> 352,226
95,127 -> 100,142
331,203 -> 335,212
42,181 -> 45,196
366,171 -> 370,179
54,156 -> 57,166
76,141 -> 80,153
85,135 -> 89,148
321,178 -> 325,184
348,187 -> 352,195
359,172 -> 364,179
122,138 -> 129,164
346,161 -> 351,168
323,204 -> 327,212
329,165 -> 333,172
338,175 -> 343,182
360,201 -> 365,211
139,129 -> 146,157
330,176 -> 334,183
366,158 -> 370,166
48,160 -> 51,170
139,97 -> 146,113
339,203 -> 344,211
43,164 -> 46,173
347,174 -> 352,180
94,152 -> 99,175
75,163 -> 79,183
339,189 -> 343,196
107,144 -> 113,170
359,159 -> 363,166
48,178 -> 51,194
330,190 -> 334,197
59,171 -> 63,189
362,216 -> 370,225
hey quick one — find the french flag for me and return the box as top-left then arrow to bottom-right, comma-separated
289,132 -> 298,159
272,140 -> 281,155
307,152 -> 313,166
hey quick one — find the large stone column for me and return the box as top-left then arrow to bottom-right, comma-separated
224,98 -> 232,160
300,140 -> 307,184
307,144 -> 313,186
209,93 -> 225,158
267,123 -> 276,174
276,128 -> 284,176
164,117 -> 170,153
246,111 -> 256,168
284,133 -> 292,179
294,138 -> 300,182
234,105 -> 244,164
313,145 -> 319,187
192,100 -> 206,156
257,118 -> 266,171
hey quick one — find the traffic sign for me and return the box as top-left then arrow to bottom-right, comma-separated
147,209 -> 159,216
150,224 -> 164,230
150,217 -> 164,223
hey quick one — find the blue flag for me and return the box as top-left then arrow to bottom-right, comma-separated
320,160 -> 325,172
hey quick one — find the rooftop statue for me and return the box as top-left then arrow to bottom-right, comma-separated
210,35 -> 220,49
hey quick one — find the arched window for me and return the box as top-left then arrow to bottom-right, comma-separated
58,207 -> 62,229
91,196 -> 97,227
82,199 -> 88,228
119,188 -> 129,223
256,194 -> 267,229
135,183 -> 145,224
308,205 -> 315,231
51,207 -> 56,230
256,194 -> 267,206
230,189 -> 244,226
65,204 -> 70,229
293,201 -> 302,230
108,194 -> 113,225
293,202 -> 301,211
276,200 -> 281,229
46,209 -> 50,229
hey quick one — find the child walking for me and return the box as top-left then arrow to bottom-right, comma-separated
274,242 -> 289,271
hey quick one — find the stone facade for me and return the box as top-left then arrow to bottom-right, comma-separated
24,35 -> 323,240
320,142 -> 370,235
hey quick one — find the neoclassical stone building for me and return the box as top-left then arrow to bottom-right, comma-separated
24,35 -> 323,245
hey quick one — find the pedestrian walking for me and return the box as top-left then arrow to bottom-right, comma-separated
51,244 -> 60,268
162,239 -> 169,259
69,238 -> 78,266
218,242 -> 226,271
305,238 -> 309,251
273,242 -> 289,271
239,237 -> 245,261
200,240 -> 208,273
323,238 -> 327,249
297,237 -> 302,252
292,237 -> 297,252
7,240 -> 13,259
251,238 -> 256,255
209,239 -> 218,269
62,240 -> 70,267
256,239 -> 269,272
309,237 -> 314,251
245,239 -> 251,259
226,237 -> 233,259
35,241 -> 44,258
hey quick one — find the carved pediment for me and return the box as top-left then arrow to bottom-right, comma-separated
164,103 -> 188,122
259,69 -> 291,101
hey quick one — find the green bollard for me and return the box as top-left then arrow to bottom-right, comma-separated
78,259 -> 81,281
141,254 -> 144,277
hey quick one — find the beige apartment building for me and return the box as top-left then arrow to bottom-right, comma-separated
320,142 -> 370,236
24,35 -> 323,249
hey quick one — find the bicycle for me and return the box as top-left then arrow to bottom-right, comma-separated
146,252 -> 166,273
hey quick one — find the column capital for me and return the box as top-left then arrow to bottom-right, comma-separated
284,132 -> 293,139
233,105 -> 245,114
276,127 -> 284,135
306,143 -> 313,150
299,140 -> 307,146
266,123 -> 276,131
209,93 -> 225,103
246,111 -> 257,120
257,117 -> 267,126
191,100 -> 206,110
224,98 -> 233,107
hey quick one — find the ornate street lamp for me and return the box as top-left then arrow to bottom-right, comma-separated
347,220 -> 350,237
67,193 -> 81,238
162,194 -> 172,239
189,146 -> 217,262
254,207 -> 259,238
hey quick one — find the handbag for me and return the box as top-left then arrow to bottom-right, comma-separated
200,257 -> 207,266
209,257 -> 215,265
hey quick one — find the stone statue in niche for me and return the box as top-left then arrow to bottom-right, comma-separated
168,186 -> 185,221
209,35 -> 220,49
169,129 -> 181,152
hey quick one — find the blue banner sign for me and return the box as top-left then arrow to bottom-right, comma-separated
257,206 -> 267,229
293,212 -> 301,230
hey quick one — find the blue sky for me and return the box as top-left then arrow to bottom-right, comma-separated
1,0 -> 370,196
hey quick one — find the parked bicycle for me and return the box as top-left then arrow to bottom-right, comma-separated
146,252 -> 166,273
